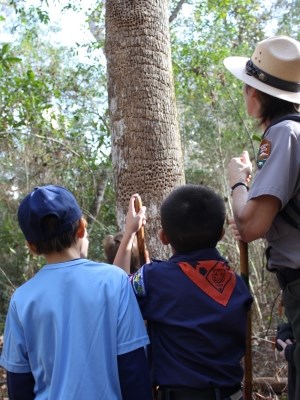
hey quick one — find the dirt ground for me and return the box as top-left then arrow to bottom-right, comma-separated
251,332 -> 289,400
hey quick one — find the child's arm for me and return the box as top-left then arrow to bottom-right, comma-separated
7,371 -> 35,400
113,194 -> 146,274
117,347 -> 152,400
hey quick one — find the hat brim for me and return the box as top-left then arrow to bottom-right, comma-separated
224,56 -> 300,104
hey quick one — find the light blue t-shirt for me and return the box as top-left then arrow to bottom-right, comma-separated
0,259 -> 149,399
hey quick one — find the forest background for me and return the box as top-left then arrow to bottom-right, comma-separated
0,0 -> 299,398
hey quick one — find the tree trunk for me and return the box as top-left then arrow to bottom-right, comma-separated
105,0 -> 185,259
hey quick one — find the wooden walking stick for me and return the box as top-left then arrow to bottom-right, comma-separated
134,196 -> 150,266
239,240 -> 253,400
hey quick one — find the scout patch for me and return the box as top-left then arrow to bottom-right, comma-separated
257,138 -> 271,169
131,266 -> 147,297
178,260 -> 236,306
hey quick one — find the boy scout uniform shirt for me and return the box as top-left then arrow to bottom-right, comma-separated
249,120 -> 300,270
130,248 -> 253,388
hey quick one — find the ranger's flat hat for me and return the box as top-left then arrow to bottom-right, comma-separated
224,35 -> 300,104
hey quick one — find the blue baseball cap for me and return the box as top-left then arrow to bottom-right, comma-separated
18,185 -> 82,242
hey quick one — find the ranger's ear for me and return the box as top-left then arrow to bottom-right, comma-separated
220,227 -> 225,240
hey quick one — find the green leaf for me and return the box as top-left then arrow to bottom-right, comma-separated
5,57 -> 22,64
252,134 -> 262,142
1,43 -> 10,55
27,70 -> 35,80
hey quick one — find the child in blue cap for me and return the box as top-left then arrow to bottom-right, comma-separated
0,185 -> 152,400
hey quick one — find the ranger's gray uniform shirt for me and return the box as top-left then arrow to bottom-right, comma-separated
248,119 -> 300,270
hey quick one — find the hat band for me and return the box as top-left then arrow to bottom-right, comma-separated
246,60 -> 300,93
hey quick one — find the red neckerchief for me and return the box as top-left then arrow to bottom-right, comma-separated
178,260 -> 236,306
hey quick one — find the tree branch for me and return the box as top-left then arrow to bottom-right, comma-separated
86,169 -> 110,226
169,0 -> 188,24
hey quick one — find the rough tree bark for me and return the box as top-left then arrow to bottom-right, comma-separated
105,0 -> 185,258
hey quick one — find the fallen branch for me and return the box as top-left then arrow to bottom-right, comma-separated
253,377 -> 287,394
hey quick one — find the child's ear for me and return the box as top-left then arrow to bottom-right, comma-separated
77,218 -> 86,239
159,229 -> 170,245
219,227 -> 225,240
26,241 -> 38,255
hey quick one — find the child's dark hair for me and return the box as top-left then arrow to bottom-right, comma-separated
33,215 -> 80,255
160,184 -> 225,252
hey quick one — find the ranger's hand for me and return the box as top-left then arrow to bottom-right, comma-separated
228,150 -> 252,187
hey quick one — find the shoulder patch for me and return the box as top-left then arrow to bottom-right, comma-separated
257,138 -> 271,169
131,266 -> 147,297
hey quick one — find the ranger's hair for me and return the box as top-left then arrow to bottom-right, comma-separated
245,84 -> 300,126
33,216 -> 80,254
160,184 -> 225,253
